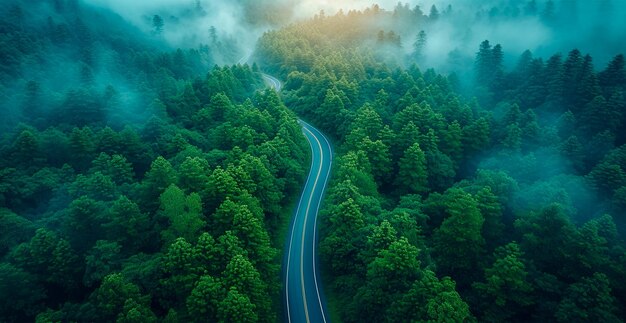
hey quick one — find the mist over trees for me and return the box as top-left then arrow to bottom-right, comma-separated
2,0 -> 626,322
256,4 -> 626,322
71,0 -> 626,78
0,0 -> 309,321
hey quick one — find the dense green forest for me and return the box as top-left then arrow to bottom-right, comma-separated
257,4 -> 626,323
2,0 -> 626,322
0,1 -> 308,322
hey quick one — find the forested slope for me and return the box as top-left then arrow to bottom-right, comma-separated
257,6 -> 626,322
3,1 -> 626,322
0,1 -> 308,322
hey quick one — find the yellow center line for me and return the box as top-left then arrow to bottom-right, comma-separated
307,124 -> 332,323
286,124 -> 316,323
300,126 -> 324,323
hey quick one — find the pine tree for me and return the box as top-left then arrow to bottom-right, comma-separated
186,275 -> 223,321
429,5 -> 439,20
440,121 -> 463,164
476,187 -> 504,248
475,40 -> 493,85
179,157 -> 209,194
159,185 -> 205,245
223,254 -> 272,322
473,243 -> 533,321
556,273 -> 620,322
395,143 -> 428,195
599,54 -> 625,89
218,287 -> 258,323
391,270 -> 471,322
142,156 -> 177,209
11,129 -> 42,165
413,30 -> 427,60
433,189 -> 485,276
152,15 -> 164,34
105,196 -> 150,250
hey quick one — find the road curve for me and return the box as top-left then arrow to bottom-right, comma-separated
258,70 -> 332,323
262,73 -> 283,92
240,52 -> 332,322
284,119 -> 333,323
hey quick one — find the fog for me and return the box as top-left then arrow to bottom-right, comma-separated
3,0 -> 624,132
81,0 -> 626,74
415,0 -> 626,70
82,0 -> 255,63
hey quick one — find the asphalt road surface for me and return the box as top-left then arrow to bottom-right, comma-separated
284,119 -> 333,323
262,73 -> 283,92
252,55 -> 332,323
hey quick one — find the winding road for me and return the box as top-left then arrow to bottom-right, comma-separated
262,73 -> 283,92
284,119 -> 333,323
244,57 -> 332,323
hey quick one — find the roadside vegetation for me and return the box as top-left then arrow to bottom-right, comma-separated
1,1 -> 626,322
257,5 -> 626,322
0,1 -> 308,321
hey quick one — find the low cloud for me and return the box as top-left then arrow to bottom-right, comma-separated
81,0 -> 626,70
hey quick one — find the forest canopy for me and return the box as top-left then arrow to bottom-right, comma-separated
1,0 -> 308,321
255,2 -> 626,322
1,0 -> 626,322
